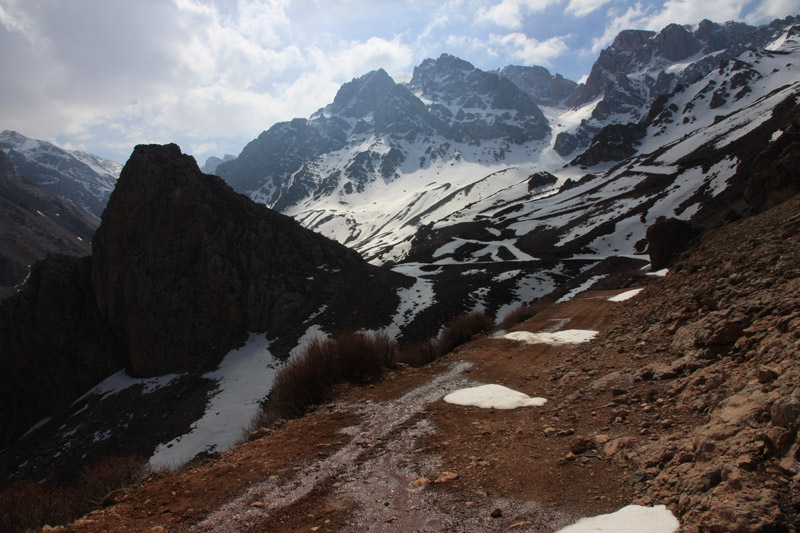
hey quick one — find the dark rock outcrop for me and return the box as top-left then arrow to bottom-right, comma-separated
92,144 -> 408,376
527,171 -> 558,191
0,151 -> 96,297
744,103 -> 800,212
0,143 -> 409,448
0,254 -> 122,448
493,65 -> 577,107
571,122 -> 647,166
646,217 -> 703,270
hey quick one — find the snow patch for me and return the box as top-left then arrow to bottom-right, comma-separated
608,288 -> 643,302
290,324 -> 328,358
648,268 -> 668,277
75,370 -> 181,404
443,384 -> 547,409
556,504 -> 679,533
149,333 -> 279,470
557,276 -> 604,303
504,330 -> 598,345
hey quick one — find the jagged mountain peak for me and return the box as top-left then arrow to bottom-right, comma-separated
493,64 -> 578,107
331,68 -> 401,117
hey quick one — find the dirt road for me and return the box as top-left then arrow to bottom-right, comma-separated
61,289 -> 646,532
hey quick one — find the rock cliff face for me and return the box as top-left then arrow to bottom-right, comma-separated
93,144 -> 407,376
0,143 -> 408,448
0,254 -> 122,448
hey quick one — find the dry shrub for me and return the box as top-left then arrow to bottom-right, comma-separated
268,331 -> 398,420
495,299 -> 552,330
438,311 -> 494,354
398,311 -> 494,367
80,455 -> 149,506
0,455 -> 148,533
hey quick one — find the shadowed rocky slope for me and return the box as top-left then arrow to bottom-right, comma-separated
92,143 -> 407,376
0,151 -> 96,298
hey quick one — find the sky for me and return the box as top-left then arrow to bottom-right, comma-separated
0,0 -> 797,165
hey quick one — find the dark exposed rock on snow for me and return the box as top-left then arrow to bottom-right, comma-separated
744,101 -> 800,212
645,217 -> 703,270
0,151 -> 96,297
92,143 -> 407,376
493,65 -> 577,107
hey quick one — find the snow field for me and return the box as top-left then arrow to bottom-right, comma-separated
443,384 -> 547,409
555,504 -> 679,533
149,333 -> 279,469
504,330 -> 598,345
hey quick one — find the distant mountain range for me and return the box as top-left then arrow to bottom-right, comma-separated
0,130 -> 121,219
213,15 -> 800,267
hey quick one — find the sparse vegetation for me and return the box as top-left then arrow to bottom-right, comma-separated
267,331 -> 398,420
495,299 -> 553,331
398,311 -> 494,367
0,455 -> 149,533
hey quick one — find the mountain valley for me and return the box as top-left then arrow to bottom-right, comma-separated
1,13 -> 799,533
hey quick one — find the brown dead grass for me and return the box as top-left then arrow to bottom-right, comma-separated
0,455 -> 148,533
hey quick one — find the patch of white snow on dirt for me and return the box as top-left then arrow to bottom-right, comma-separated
608,288 -> 644,302
556,504 -> 679,533
444,384 -> 547,409
648,268 -> 668,277
192,360 -> 575,532
505,330 -> 598,345
149,333 -> 279,470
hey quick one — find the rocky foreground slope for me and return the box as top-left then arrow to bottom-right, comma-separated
54,188 -> 800,532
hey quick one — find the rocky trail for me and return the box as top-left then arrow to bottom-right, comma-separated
57,194 -> 800,532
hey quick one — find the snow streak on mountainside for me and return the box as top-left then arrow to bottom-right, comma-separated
216,16 -> 799,274
0,130 -> 122,218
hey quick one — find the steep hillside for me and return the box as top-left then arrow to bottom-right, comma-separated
0,151 -> 96,297
0,130 -> 121,219
49,188 -> 800,533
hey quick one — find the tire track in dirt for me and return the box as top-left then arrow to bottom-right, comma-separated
192,361 -> 477,532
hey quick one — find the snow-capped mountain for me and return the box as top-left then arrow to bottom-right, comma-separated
215,16 -> 798,274
0,130 -> 122,219
556,17 -> 797,157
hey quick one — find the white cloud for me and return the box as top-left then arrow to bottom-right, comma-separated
590,2 -> 648,54
565,0 -> 614,17
476,0 -> 559,29
745,0 -> 800,24
489,32 -> 570,65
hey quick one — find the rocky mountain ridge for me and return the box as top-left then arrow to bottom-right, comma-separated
0,130 -> 121,219
211,16 -> 799,272
0,151 -> 96,298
